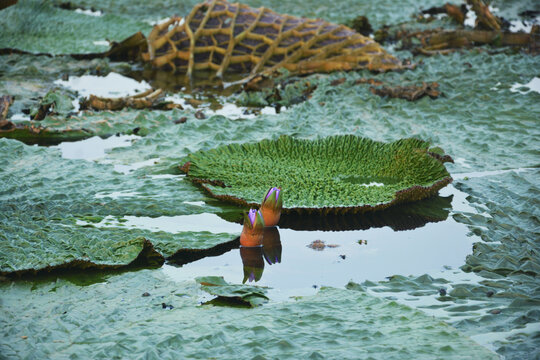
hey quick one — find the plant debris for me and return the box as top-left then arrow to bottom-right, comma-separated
307,240 -> 339,251
369,82 -> 441,101
0,95 -> 13,127
80,88 -> 183,111
143,0 -> 407,81
0,0 -> 17,11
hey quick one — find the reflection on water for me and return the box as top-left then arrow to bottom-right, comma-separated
218,193 -> 453,232
240,227 -> 282,283
128,68 -> 244,94
240,246 -> 264,283
163,186 -> 478,300
262,227 -> 282,265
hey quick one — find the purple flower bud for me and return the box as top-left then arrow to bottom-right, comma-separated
274,188 -> 281,201
248,208 -> 257,226
265,187 -> 280,201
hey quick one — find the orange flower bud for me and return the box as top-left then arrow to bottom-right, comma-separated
260,187 -> 282,227
240,209 -> 265,247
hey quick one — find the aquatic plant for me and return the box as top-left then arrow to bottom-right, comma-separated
260,186 -> 282,226
183,135 -> 452,214
240,209 -> 265,247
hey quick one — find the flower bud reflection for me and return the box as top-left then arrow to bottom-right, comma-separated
262,226 -> 282,265
240,246 -> 264,283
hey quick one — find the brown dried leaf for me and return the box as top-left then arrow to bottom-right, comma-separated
144,0 -> 405,81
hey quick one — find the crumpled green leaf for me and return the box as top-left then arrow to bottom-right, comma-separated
30,89 -> 76,119
0,138 -> 239,274
0,270 -> 500,358
0,0 -> 150,54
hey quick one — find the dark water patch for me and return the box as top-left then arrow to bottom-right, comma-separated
270,194 -> 452,231
128,68 -> 244,95
168,237 -> 240,266
218,193 -> 453,232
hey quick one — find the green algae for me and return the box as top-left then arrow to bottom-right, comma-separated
185,135 -> 452,213
0,270 -> 499,359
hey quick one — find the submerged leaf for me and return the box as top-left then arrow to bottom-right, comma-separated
184,135 -> 452,214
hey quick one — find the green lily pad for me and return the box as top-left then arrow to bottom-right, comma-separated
1,109 -> 182,145
184,135 -> 452,213
196,276 -> 269,307
0,0 -> 149,55
0,138 -> 240,275
0,270 -> 500,359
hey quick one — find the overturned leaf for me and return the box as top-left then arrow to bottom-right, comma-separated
144,0 -> 406,81
183,135 -> 452,214
196,276 -> 269,307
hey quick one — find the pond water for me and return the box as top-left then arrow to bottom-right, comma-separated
162,195 -> 477,301
56,123 -> 479,302
48,131 -> 479,303
55,134 -> 139,161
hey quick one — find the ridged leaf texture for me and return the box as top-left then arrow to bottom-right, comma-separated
145,0 -> 403,78
185,135 -> 452,213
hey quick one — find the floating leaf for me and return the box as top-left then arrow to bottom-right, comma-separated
0,138 -> 238,275
0,271 -> 500,359
184,135 -> 452,214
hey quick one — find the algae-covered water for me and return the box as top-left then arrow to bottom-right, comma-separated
1,0 -> 540,359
